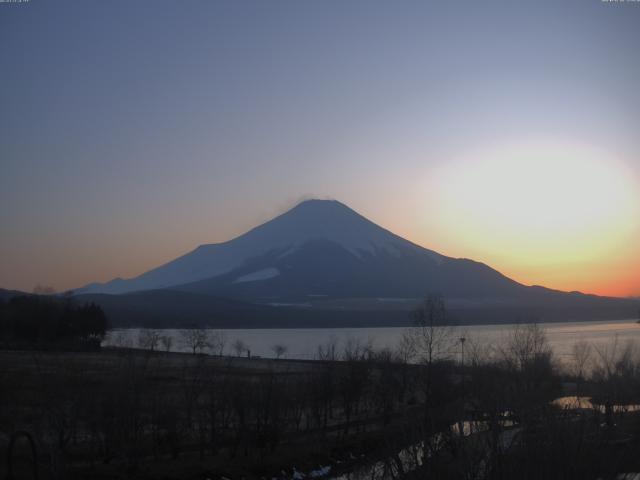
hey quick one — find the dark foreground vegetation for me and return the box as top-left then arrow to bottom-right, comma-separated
2,295 -> 640,479
0,295 -> 108,350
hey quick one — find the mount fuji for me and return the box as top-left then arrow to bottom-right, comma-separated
80,199 -> 517,298
76,199 -> 637,327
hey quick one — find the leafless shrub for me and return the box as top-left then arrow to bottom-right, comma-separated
316,335 -> 339,361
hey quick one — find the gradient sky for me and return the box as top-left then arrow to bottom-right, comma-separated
1,0 -> 639,297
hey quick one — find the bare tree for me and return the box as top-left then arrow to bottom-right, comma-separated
160,334 -> 173,352
409,293 -> 456,453
591,336 -> 640,419
208,330 -> 227,356
394,330 -> 418,405
498,323 -> 558,432
465,336 -> 493,367
342,336 -> 372,361
339,337 -> 372,434
397,330 -> 417,364
110,330 -> 133,348
571,340 -> 592,403
138,330 -> 161,351
181,328 -> 210,355
271,344 -> 288,359
412,293 -> 454,366
232,339 -> 247,357
500,323 -> 551,371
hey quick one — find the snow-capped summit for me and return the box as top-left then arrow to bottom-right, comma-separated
80,199 -> 444,295
247,199 -> 418,257
223,199 -> 442,260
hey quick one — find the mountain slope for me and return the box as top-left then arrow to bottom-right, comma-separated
81,199 -> 447,295
176,238 -> 525,302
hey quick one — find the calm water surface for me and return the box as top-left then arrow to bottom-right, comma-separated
104,319 -> 640,362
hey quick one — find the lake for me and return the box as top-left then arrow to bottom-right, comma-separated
104,319 -> 640,364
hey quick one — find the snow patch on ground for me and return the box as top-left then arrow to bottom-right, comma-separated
233,267 -> 280,283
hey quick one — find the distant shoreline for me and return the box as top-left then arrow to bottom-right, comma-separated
104,317 -> 638,330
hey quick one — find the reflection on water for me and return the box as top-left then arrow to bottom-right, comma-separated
333,420 -> 520,480
332,438 -> 428,480
553,396 -> 640,413
104,319 -> 640,364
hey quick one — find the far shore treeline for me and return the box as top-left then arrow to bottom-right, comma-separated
0,294 -> 108,350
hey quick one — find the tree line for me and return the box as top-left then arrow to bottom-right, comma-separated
0,294 -> 108,349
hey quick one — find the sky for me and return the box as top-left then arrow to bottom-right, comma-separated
1,0 -> 639,297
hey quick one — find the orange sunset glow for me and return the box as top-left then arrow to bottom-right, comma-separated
419,141 -> 640,297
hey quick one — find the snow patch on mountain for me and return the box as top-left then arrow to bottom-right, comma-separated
233,268 -> 280,283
